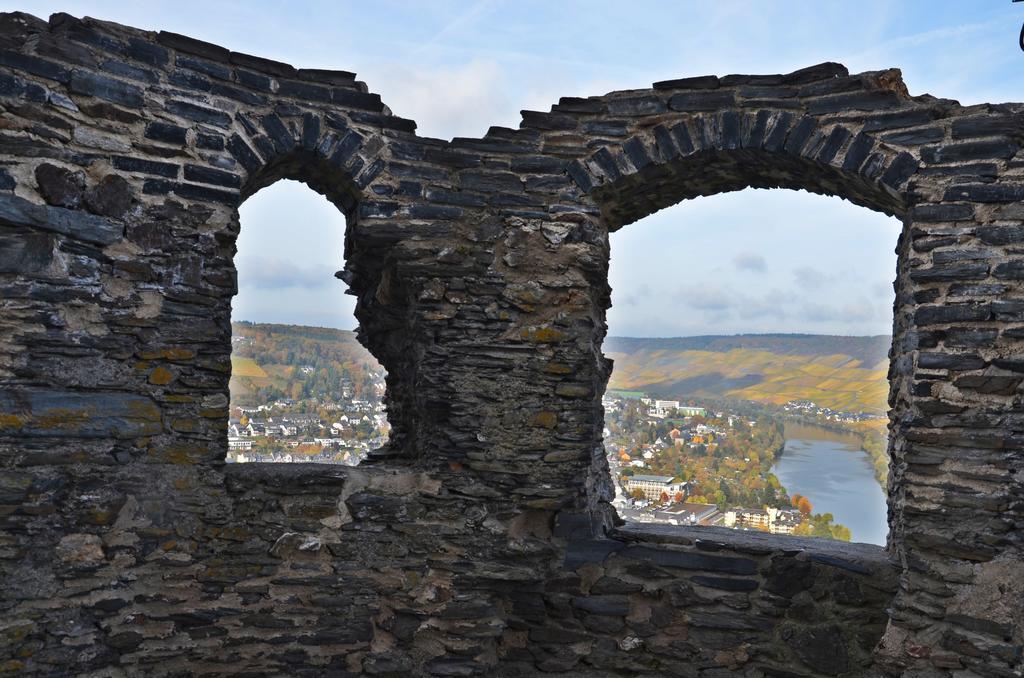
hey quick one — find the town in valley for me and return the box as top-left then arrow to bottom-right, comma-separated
229,323 -> 889,542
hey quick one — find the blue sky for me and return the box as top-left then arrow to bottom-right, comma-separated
16,2 -> 1024,335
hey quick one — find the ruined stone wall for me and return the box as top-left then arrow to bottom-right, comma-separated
0,11 -> 1021,676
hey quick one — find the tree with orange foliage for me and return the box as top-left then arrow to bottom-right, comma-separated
797,496 -> 813,515
790,493 -> 803,508
659,491 -> 670,503
673,492 -> 684,503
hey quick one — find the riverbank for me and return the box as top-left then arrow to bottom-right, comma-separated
781,413 -> 888,487
775,422 -> 888,545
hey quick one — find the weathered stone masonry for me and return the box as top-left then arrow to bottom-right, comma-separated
0,11 -> 1021,676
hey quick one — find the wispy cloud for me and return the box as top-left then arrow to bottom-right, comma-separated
734,253 -> 767,273
236,257 -> 338,290
793,266 -> 831,288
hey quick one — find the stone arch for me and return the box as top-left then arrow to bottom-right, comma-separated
562,106 -> 921,514
568,110 -> 914,227
189,115 -> 413,464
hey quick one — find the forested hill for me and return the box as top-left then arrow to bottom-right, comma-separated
604,334 -> 890,367
229,322 -> 382,407
606,333 -> 890,415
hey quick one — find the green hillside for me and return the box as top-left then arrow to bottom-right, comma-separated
230,322 -> 382,407
605,334 -> 890,416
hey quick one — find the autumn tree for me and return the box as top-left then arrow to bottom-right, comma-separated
797,496 -> 813,515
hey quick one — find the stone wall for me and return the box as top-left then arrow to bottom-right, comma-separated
0,11 -> 1021,676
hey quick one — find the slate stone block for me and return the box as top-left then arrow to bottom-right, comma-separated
235,69 -> 273,92
881,127 -> 944,145
278,79 -> 331,102
408,204 -> 463,220
944,183 -> 1024,203
328,130 -> 364,169
783,116 -> 817,154
301,113 -> 320,151
862,110 -> 935,132
69,69 -> 143,107
332,88 -> 384,111
100,58 -> 158,84
112,155 -> 179,178
917,353 -> 986,371
260,113 -> 295,153
183,164 -> 241,188
520,111 -> 577,131
157,30 -> 231,61
622,137 -> 653,170
227,134 -> 263,173
654,75 -> 720,90
763,112 -> 794,151
123,38 -> 168,67
668,90 -> 735,111
34,163 -> 84,208
0,193 -> 122,245
622,545 -> 758,575
691,575 -> 759,591
911,203 -> 974,222
0,389 -> 162,438
582,120 -> 629,136
144,121 -> 187,145
165,100 -> 231,127
84,174 -> 133,217
806,90 -> 899,114
196,133 -> 225,151
590,148 -> 623,182
922,139 -> 1018,164
915,304 -> 991,325
565,160 -> 595,193
952,114 -> 1024,140
782,62 -> 848,84
175,54 -> 231,80
790,623 -> 850,675
0,49 -> 69,83
607,96 -> 666,116
908,263 -> 988,282
817,125 -> 852,164
0,231 -> 54,274
229,51 -> 295,77
721,111 -> 741,150
993,261 -> 1024,280
571,595 -> 629,616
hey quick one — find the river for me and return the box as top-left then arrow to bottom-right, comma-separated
772,423 -> 888,546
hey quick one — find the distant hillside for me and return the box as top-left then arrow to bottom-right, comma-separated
230,322 -> 382,407
606,334 -> 890,415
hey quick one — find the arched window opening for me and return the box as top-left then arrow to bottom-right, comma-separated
228,180 -> 388,465
603,188 -> 899,546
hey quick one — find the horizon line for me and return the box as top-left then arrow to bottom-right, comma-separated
232,320 -> 891,340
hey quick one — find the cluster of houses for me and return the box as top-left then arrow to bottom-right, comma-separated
723,506 -> 801,535
614,472 -> 801,535
604,393 -> 803,537
607,421 -> 729,471
782,399 -> 879,423
640,398 -> 707,419
227,397 -> 389,465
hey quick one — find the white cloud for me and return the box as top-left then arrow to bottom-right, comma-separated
235,257 -> 337,290
734,253 -> 767,273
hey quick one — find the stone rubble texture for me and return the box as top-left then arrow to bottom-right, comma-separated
0,11 -> 1022,677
